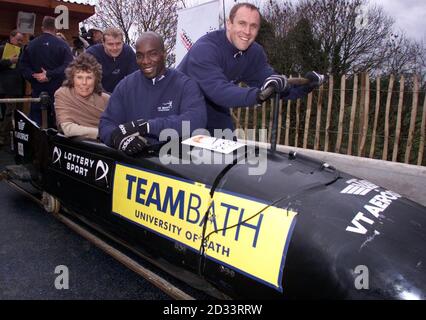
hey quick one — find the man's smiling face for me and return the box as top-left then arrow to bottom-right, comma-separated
226,6 -> 261,51
136,36 -> 166,79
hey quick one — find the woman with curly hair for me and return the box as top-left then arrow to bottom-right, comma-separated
54,53 -> 109,140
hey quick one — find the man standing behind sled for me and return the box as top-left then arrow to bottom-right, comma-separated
20,16 -> 73,128
86,28 -> 138,94
0,30 -> 25,147
178,2 -> 325,135
99,31 -> 207,155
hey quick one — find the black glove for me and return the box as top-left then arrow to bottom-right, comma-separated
304,71 -> 325,87
119,136 -> 149,155
110,119 -> 149,151
261,74 -> 288,92
256,87 -> 274,103
257,74 -> 288,103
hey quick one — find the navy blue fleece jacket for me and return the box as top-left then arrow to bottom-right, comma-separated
178,29 -> 313,132
99,69 -> 207,146
86,43 -> 138,93
19,33 -> 73,94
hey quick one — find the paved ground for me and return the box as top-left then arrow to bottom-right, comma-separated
0,148 -> 181,300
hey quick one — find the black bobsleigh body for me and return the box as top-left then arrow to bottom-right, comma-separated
10,110 -> 426,299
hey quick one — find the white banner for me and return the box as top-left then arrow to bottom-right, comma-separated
175,0 -> 219,66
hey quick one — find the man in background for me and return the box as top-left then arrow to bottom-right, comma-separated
20,16 -> 73,127
0,30 -> 25,147
88,28 -> 103,47
86,28 -> 138,93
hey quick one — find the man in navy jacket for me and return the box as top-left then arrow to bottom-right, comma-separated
178,2 -> 324,134
19,16 -> 73,127
86,28 -> 138,94
99,32 -> 207,155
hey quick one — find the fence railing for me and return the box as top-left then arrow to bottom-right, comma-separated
232,73 -> 426,166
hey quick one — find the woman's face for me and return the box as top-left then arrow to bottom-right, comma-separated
73,70 -> 95,98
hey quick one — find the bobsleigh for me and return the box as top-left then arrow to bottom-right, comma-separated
7,109 -> 426,299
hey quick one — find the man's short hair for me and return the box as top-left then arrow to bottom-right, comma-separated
103,28 -> 123,42
42,16 -> 56,31
228,2 -> 261,22
136,31 -> 165,52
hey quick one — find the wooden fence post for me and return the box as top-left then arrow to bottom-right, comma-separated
278,99 -> 283,145
268,99 -> 274,142
303,92 -> 313,149
357,73 -> 366,153
382,75 -> 395,160
324,75 -> 334,152
417,92 -> 426,166
244,107 -> 249,139
314,85 -> 324,150
236,107 -> 241,130
335,75 -> 346,153
404,75 -> 419,163
285,99 -> 290,145
392,75 -> 405,162
348,74 -> 358,155
284,75 -> 291,145
369,76 -> 381,158
358,73 -> 370,157
294,99 -> 301,147
253,105 -> 258,141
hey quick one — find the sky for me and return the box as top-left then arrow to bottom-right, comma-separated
371,0 -> 426,41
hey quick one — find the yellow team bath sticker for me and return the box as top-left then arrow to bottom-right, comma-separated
112,163 -> 297,291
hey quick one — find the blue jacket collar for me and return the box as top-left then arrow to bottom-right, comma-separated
220,29 -> 244,59
140,68 -> 168,85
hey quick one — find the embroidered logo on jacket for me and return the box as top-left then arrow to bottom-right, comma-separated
158,100 -> 173,112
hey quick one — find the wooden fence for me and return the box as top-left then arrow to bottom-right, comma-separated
232,73 -> 426,166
